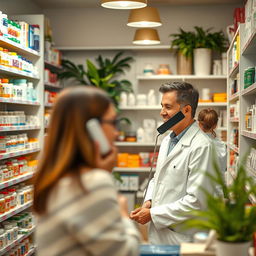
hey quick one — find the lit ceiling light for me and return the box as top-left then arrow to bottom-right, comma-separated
128,7 -> 162,27
133,28 -> 160,45
101,0 -> 147,9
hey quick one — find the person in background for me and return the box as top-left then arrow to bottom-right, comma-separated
130,82 -> 215,245
33,86 -> 140,256
198,108 -> 227,173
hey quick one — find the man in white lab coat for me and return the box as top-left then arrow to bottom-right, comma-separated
130,81 -> 215,245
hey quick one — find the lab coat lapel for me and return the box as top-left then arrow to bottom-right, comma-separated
160,122 -> 200,172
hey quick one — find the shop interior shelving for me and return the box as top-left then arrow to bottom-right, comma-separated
0,14 -> 45,254
227,24 -> 256,204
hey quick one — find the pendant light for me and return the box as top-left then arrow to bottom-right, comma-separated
101,0 -> 147,9
128,7 -> 162,27
133,28 -> 160,45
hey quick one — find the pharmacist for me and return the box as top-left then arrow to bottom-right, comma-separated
130,81 -> 215,245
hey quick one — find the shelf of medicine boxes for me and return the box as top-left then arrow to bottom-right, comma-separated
241,130 -> 256,140
0,201 -> 32,222
0,148 -> 40,160
0,35 -> 40,58
0,65 -> 39,80
136,75 -> 226,80
228,143 -> 239,154
229,91 -> 240,102
44,60 -> 62,71
0,172 -> 34,190
45,82 -> 62,90
24,247 -> 36,256
242,29 -> 256,55
0,226 -> 35,256
241,82 -> 256,96
0,98 -> 40,106
113,167 -> 154,173
0,126 -> 40,132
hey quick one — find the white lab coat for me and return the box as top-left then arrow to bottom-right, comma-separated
144,122 -> 215,245
205,133 -> 227,173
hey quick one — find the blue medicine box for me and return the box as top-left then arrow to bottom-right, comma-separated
140,245 -> 180,256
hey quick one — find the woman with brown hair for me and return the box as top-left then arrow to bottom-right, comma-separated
198,108 -> 227,173
34,86 -> 140,256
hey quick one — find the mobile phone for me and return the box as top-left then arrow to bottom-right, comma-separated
86,118 -> 111,156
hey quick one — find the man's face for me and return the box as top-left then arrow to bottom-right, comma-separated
160,91 -> 185,131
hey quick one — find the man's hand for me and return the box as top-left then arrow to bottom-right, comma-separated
130,207 -> 151,225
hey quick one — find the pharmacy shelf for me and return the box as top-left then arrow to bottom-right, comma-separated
242,29 -> 256,55
114,167 -> 154,173
241,130 -> 256,140
229,92 -> 239,102
0,201 -> 32,222
45,82 -> 62,89
57,45 -> 171,51
120,102 -> 227,110
0,125 -> 40,132
228,143 -> 239,154
0,98 -> 40,106
115,142 -> 160,146
0,36 -> 40,58
25,247 -> 36,256
45,103 -> 53,107
241,83 -> 256,96
137,75 -> 226,80
217,127 -> 227,131
44,60 -> 62,70
230,117 -> 239,123
0,65 -> 39,80
0,172 -> 34,190
228,63 -> 239,79
0,148 -> 40,160
0,226 -> 35,256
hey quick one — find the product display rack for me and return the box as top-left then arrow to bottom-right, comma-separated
60,45 -> 228,205
227,24 -> 256,204
0,14 -> 45,255
0,226 -> 35,256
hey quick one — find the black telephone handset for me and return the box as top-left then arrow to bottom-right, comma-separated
157,111 -> 185,134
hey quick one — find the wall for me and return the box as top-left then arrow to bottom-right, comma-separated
0,0 -> 41,14
43,4 -> 240,48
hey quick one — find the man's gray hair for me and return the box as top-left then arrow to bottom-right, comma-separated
159,81 -> 199,118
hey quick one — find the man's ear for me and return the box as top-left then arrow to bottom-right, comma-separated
184,105 -> 192,114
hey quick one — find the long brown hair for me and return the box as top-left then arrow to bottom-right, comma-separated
198,108 -> 218,137
33,86 -> 112,215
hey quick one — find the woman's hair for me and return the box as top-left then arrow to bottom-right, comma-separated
198,108 -> 219,137
33,86 -> 112,215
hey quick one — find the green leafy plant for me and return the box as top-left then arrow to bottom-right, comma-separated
183,155 -> 256,243
58,52 -> 133,106
170,28 -> 196,58
194,26 -> 228,53
170,27 -> 228,57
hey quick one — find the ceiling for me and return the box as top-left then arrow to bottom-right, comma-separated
33,0 -> 242,9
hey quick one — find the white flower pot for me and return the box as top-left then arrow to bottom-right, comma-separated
193,48 -> 212,76
216,240 -> 251,256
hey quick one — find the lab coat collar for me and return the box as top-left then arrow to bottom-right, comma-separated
161,121 -> 200,170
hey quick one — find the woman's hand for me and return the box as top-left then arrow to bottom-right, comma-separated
94,142 -> 118,172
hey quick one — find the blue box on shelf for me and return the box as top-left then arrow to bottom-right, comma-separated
140,245 -> 180,256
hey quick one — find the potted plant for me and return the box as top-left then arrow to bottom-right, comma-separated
193,26 -> 228,76
58,51 -> 133,107
170,28 -> 195,75
183,157 -> 256,256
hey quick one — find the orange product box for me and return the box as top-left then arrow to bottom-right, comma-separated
127,154 -> 140,168
117,153 -> 128,167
